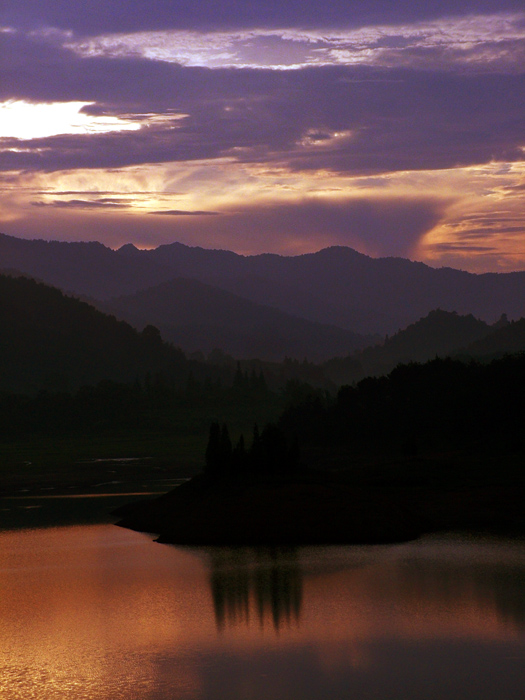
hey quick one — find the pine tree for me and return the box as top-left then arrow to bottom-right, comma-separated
205,422 -> 221,476
219,423 -> 233,471
232,434 -> 246,473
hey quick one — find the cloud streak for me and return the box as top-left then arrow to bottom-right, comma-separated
31,198 -> 131,209
149,209 -> 220,216
1,61 -> 524,179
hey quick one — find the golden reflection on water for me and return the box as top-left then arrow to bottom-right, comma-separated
0,526 -> 524,699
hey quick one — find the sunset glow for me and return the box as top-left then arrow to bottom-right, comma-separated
0,1 -> 524,269
0,100 -> 142,139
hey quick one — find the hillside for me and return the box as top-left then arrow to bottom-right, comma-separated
464,317 -> 525,358
323,310 -> 494,384
0,274 -> 189,393
106,278 -> 373,361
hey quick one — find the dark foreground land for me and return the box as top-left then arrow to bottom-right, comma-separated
115,453 -> 525,546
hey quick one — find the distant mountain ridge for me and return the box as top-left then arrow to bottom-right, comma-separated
0,233 -> 174,299
106,277 -> 373,361
137,242 -> 525,334
323,309 -> 525,385
465,317 -> 525,359
322,309 -> 494,384
2,232 -> 525,340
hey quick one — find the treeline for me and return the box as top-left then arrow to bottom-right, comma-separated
0,368 -> 281,438
279,354 -> 525,457
204,422 -> 301,478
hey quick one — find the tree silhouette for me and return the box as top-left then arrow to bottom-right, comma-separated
205,422 -> 221,476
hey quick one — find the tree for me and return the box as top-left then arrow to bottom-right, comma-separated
205,422 -> 221,476
219,423 -> 233,472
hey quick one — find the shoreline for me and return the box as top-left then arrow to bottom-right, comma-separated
115,472 -> 525,546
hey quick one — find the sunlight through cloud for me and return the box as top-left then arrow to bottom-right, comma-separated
0,100 -> 142,140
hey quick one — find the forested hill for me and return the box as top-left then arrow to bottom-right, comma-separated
323,310 -> 495,385
465,317 -> 525,358
0,274 -> 191,393
106,277 -> 372,361
280,353 -> 525,469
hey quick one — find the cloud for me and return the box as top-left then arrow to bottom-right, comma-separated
31,198 -> 131,208
149,209 -> 220,216
2,1 -> 524,35
211,196 -> 449,257
1,63 -> 523,178
63,14 -> 525,73
3,194 -> 449,259
2,2 -> 525,273
429,243 -> 498,252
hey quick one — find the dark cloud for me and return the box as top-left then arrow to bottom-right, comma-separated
1,55 -> 523,177
2,1 -> 523,35
502,183 -> 525,192
429,243 -> 498,252
31,198 -> 130,209
373,38 -> 525,74
149,210 -> 220,216
33,190 -> 143,195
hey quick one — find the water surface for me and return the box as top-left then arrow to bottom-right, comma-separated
1,525 -> 524,699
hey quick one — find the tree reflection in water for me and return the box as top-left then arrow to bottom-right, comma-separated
209,548 -> 303,631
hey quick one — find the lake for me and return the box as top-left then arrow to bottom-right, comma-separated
0,524 -> 524,699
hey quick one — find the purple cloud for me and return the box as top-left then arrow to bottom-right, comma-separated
2,1 -> 523,34
149,210 -> 220,216
31,198 -> 131,209
1,43 -> 524,178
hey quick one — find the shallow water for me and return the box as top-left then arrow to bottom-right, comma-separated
0,525 -> 524,699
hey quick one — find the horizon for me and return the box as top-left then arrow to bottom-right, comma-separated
1,1 -> 524,273
4,230 -> 525,275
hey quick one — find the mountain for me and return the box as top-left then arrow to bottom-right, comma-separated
106,278 -> 373,361
3,232 -> 525,338
0,233 -> 173,298
464,317 -> 525,359
139,242 -> 525,335
323,310 -> 494,385
0,274 -> 190,393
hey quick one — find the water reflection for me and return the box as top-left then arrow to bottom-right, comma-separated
209,548 -> 302,630
394,554 -> 525,633
0,528 -> 524,700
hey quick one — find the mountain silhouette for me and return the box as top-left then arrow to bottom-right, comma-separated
0,233 -> 173,299
0,273 -> 189,393
106,277 -> 372,361
323,309 -> 494,384
140,242 -> 525,334
3,232 -> 525,339
464,317 -> 525,359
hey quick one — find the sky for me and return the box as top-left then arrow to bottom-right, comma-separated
1,0 -> 524,272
